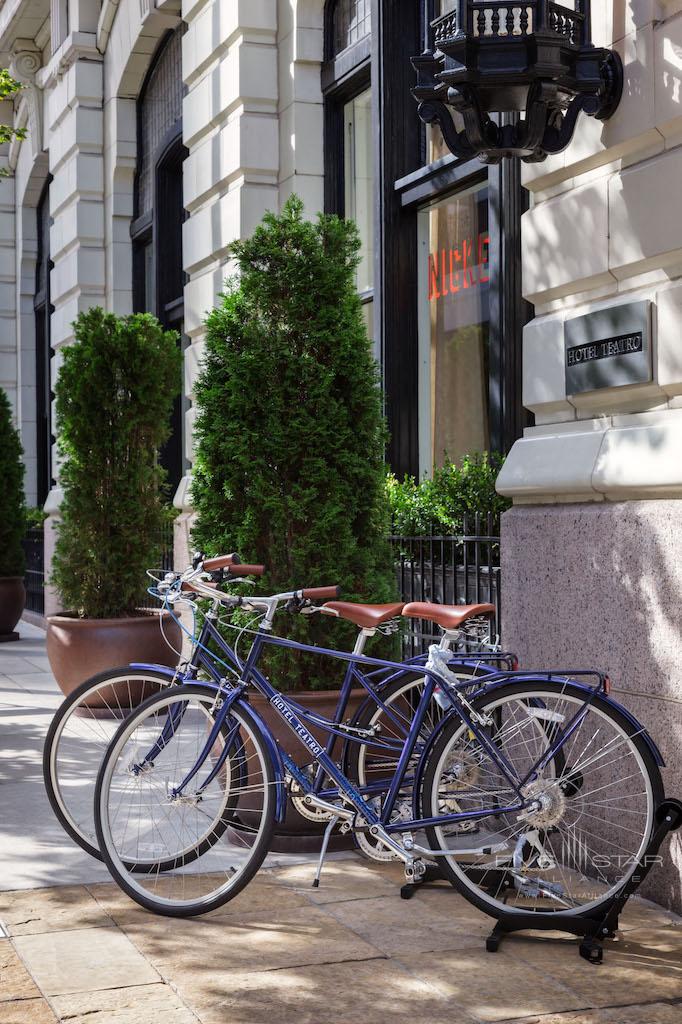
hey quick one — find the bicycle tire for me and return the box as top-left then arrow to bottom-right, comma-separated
419,679 -> 664,921
95,684 -> 277,917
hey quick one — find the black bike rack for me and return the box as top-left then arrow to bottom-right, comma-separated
400,862 -> 446,898
400,799 -> 682,964
485,798 -> 682,963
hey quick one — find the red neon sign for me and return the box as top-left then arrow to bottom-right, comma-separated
428,231 -> 490,301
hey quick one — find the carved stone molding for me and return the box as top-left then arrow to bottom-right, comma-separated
37,32 -> 103,90
8,41 -> 42,167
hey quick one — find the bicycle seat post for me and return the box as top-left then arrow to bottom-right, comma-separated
438,628 -> 460,652
352,627 -> 376,658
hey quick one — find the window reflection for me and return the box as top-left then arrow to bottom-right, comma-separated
344,87 -> 374,295
418,184 -> 490,472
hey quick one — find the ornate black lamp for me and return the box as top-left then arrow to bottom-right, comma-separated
412,1 -> 623,163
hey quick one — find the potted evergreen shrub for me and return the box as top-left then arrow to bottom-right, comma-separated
192,197 -> 396,842
0,387 -> 26,641
46,309 -> 183,694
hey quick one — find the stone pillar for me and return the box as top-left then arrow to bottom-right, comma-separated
277,0 -> 324,211
176,0 -> 280,565
497,3 -> 682,911
40,35 -> 105,614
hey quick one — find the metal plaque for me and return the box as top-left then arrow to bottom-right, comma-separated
564,300 -> 652,395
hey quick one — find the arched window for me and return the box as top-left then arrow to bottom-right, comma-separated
323,2 -> 373,337
132,26 -> 187,495
34,179 -> 52,507
331,0 -> 371,57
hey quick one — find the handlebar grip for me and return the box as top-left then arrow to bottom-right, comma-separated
301,586 -> 340,600
226,563 -> 264,577
181,580 -> 218,594
203,553 -> 242,571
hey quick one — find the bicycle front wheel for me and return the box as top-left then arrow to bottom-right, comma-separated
95,684 -> 277,917
419,680 -> 663,920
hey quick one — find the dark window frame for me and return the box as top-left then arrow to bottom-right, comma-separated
323,1 -> 374,327
34,177 -> 53,507
132,29 -> 188,493
373,0 -> 530,476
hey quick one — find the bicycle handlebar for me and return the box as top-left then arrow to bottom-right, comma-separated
228,563 -> 265,577
202,553 -> 241,571
300,586 -> 340,600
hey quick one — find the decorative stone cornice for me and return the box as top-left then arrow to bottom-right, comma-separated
8,40 -> 42,168
37,32 -> 102,90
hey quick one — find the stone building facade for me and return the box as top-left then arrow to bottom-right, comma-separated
0,0 -> 681,906
496,0 -> 682,910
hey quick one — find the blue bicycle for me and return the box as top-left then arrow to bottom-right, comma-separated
93,557 -> 664,921
44,554 -> 511,861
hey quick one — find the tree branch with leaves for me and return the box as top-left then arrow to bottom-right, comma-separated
0,69 -> 26,174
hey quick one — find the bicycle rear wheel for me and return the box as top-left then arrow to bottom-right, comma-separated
419,680 -> 663,920
95,684 -> 277,917
345,666 -> 484,860
43,667 -> 174,860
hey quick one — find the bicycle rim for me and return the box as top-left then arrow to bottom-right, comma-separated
95,685 -> 276,915
421,681 -> 661,918
44,669 -> 173,858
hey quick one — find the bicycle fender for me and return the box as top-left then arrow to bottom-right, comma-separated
496,675 -> 665,769
411,678 -> 664,817
129,669 -> 289,820
128,663 -> 179,679
230,696 -> 288,823
597,692 -> 665,767
411,707 -> 460,820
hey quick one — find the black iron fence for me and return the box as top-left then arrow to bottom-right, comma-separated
389,512 -> 501,656
19,518 -> 176,619
159,516 -> 175,572
22,526 -> 45,615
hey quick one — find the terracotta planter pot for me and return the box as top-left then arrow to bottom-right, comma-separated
46,610 -> 183,699
0,577 -> 26,641
235,688 -> 365,852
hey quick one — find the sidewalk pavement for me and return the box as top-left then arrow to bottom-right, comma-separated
1,621 -> 681,1024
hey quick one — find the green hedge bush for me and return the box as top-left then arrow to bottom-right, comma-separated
51,309 -> 181,618
386,451 -> 510,536
0,387 -> 26,577
191,196 -> 396,690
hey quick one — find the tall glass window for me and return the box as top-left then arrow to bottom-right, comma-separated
132,26 -> 187,494
34,181 -> 52,506
343,87 -> 374,297
417,182 -> 490,473
332,0 -> 371,54
324,2 -> 373,340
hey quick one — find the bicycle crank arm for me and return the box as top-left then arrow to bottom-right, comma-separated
298,791 -> 357,821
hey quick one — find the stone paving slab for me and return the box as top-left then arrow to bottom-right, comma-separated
192,958 -> 470,1024
0,943 -> 43,1003
0,886 -> 115,936
499,1007 -> 682,1024
0,997 -> 58,1023
49,984 -> 198,1024
11,927 -> 160,997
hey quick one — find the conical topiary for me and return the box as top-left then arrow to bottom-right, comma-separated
51,309 -> 182,618
0,387 -> 26,578
191,195 -> 396,689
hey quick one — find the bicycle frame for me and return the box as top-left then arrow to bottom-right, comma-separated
138,606 -> 515,798
145,613 -> 544,838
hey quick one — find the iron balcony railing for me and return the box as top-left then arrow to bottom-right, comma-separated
389,511 -> 501,656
